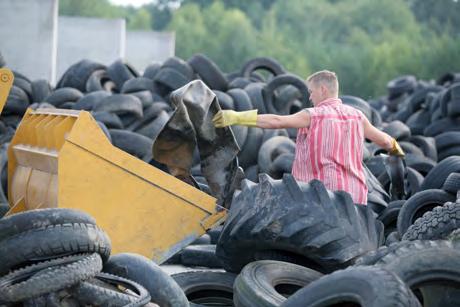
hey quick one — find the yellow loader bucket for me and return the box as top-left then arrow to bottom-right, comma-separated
5,99 -> 226,263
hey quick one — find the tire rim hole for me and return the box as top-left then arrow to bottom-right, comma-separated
274,283 -> 302,298
413,204 -> 438,221
188,289 -> 233,306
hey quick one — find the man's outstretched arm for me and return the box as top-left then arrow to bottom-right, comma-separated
362,116 -> 405,156
213,109 -> 311,129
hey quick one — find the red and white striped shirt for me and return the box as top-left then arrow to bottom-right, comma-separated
292,98 -> 368,204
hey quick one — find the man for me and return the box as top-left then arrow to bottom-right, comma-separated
212,70 -> 404,205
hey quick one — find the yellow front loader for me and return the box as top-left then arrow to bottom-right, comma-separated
0,68 -> 226,263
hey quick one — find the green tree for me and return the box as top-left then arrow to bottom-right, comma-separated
406,0 -> 460,35
126,8 -> 152,30
169,2 -> 257,72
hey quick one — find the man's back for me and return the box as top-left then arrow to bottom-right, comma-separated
292,97 -> 368,204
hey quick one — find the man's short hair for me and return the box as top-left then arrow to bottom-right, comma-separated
306,70 -> 339,95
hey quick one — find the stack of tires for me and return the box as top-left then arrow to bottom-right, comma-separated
2,53 -> 460,306
0,208 -> 197,306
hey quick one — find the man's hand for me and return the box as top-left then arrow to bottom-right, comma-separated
212,110 -> 258,128
389,138 -> 405,157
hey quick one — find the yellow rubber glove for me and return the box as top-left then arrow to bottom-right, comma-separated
212,110 -> 258,128
389,138 -> 405,157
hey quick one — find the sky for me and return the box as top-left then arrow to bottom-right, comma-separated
109,0 -> 155,7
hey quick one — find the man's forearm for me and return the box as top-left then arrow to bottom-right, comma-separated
256,114 -> 285,129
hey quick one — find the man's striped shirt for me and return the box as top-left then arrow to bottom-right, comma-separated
292,98 -> 368,204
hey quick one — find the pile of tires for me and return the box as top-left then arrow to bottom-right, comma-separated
0,208 -> 196,306
2,53 -> 460,306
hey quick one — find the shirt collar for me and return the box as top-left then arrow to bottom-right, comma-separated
316,97 -> 342,107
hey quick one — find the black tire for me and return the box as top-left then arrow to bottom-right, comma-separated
385,231 -> 401,246
424,117 -> 460,137
172,271 -> 236,306
74,272 -> 151,306
0,223 -> 111,275
13,76 -> 33,102
179,245 -> 222,268
397,189 -> 455,237
406,109 -> 432,136
234,260 -> 322,307
365,155 -> 387,178
241,57 -> 285,79
227,88 -> 253,111
281,266 -> 417,307
3,85 -> 29,115
258,136 -> 295,174
214,90 -> 234,110
57,59 -> 106,92
216,175 -> 382,273
364,163 -> 390,212
245,82 -> 268,114
263,74 -> 310,115
74,91 -> 111,111
103,253 -> 188,307
0,253 -> 102,302
244,164 -> 259,182
135,111 -> 169,139
44,87 -> 83,107
340,95 -> 372,120
382,120 -> 411,141
399,141 -> 424,157
402,202 -> 460,241
238,127 -> 264,168
130,90 -> 155,108
405,154 -> 436,177
387,75 -> 417,97
85,69 -> 113,93
0,208 -> 96,242
92,111 -> 124,129
142,63 -> 161,80
191,234 -> 211,245
93,94 -> 143,118
409,136 -> 437,162
154,67 -> 191,91
121,77 -> 156,94
231,124 -> 248,149
354,239 -> 452,266
106,59 -> 139,90
376,240 -> 460,306
97,121 -> 112,142
420,156 -> 460,190
207,225 -> 223,244
109,129 -> 153,162
162,56 -> 195,80
442,172 -> 460,194
435,131 -> 460,152
229,77 -> 252,90
438,146 -> 460,161
437,72 -> 460,86
406,167 -> 424,196
378,200 -> 405,238
188,54 -> 228,91
383,155 -> 407,201
269,153 -> 294,179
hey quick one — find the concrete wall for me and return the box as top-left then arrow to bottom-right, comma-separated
0,0 -> 58,82
57,16 -> 126,81
126,31 -> 175,72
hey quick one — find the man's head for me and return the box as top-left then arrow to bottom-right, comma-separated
306,70 -> 339,106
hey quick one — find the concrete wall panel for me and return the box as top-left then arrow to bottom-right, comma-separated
126,31 -> 175,72
57,16 -> 125,81
0,0 -> 58,82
